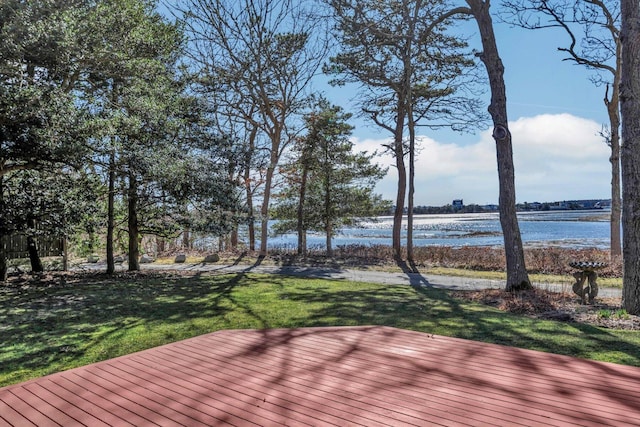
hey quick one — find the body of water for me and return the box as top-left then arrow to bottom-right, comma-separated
265,210 -> 612,250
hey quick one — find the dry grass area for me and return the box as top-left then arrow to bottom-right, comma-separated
151,245 -> 635,330
452,288 -> 640,330
267,244 -> 622,277
265,245 -> 636,330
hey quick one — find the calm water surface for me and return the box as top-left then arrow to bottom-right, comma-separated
265,210 -> 612,250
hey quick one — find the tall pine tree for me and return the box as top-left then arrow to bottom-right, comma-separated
273,101 -> 389,256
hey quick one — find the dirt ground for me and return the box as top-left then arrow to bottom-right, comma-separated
452,288 -> 640,330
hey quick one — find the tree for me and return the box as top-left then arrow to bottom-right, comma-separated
0,0 -> 90,177
467,0 -> 531,290
501,0 -> 622,259
168,125 -> 246,246
1,168 -> 100,273
0,0 -> 240,278
0,0 -> 92,279
191,87 -> 269,252
273,101 -> 389,255
0,85 -> 86,278
620,0 -> 640,313
432,0 -> 532,290
325,0 -> 484,263
78,0 -> 226,272
176,0 -> 328,256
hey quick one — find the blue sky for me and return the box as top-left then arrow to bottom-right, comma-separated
318,18 -> 614,206
164,2 -> 613,207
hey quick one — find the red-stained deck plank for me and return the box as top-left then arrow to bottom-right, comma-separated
187,332 -> 562,425
2,326 -> 640,426
236,330 -> 637,423
164,332 -> 537,426
0,395 -> 38,427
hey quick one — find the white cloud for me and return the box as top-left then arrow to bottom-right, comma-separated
352,113 -> 611,206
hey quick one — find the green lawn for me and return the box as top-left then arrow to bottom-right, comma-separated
1,271 -> 639,387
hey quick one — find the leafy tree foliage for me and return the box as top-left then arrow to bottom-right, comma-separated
0,0 -> 93,278
1,169 -> 101,271
273,102 -> 390,256
0,0 -> 90,177
71,0 -> 240,271
45,0 -> 189,271
0,0 -> 240,278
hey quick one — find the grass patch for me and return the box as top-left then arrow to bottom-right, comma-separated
425,266 -> 623,288
157,248 -> 624,288
597,308 -> 630,320
1,271 -> 638,387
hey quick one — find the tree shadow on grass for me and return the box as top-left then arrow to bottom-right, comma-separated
276,282 -> 640,367
222,281 -> 640,424
2,271 -> 639,388
396,258 -> 430,286
0,271 -> 271,385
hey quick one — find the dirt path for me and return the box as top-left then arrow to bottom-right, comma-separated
79,261 -> 623,298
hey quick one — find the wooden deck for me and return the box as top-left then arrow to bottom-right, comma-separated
1,326 -> 640,426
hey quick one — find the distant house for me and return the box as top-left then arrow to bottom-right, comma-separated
549,201 -> 568,210
594,200 -> 610,209
546,199 -> 609,210
452,199 -> 464,210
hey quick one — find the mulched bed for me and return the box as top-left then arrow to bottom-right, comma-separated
452,288 -> 640,330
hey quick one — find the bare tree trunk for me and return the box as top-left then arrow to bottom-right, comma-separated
404,2 -> 419,268
392,153 -> 406,261
259,158 -> 276,257
106,150 -> 116,274
606,80 -> 622,258
324,181 -> 333,258
62,237 -> 68,271
325,228 -> 332,257
245,127 -> 257,252
0,177 -> 7,281
0,237 -> 6,282
407,111 -> 416,267
609,122 -> 622,259
26,235 -> 43,272
297,162 -> 309,256
156,236 -> 165,253
26,218 -> 43,273
247,196 -> 256,251
324,191 -> 333,258
245,160 -> 255,252
259,122 -> 285,257
182,228 -> 190,249
621,0 -> 640,314
467,0 -> 531,291
230,227 -> 238,249
127,172 -> 140,271
392,112 -> 407,261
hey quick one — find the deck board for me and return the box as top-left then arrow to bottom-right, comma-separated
2,326 -> 640,426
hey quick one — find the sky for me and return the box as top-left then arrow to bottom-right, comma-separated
316,18 -> 614,207
163,2 -> 614,207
